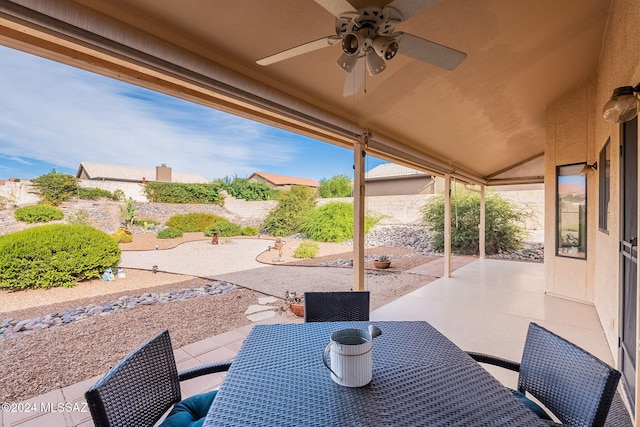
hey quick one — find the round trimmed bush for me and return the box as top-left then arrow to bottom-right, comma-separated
112,228 -> 133,243
241,226 -> 259,236
294,242 -> 320,259
205,219 -> 242,237
14,204 -> 64,223
157,228 -> 183,239
0,224 -> 121,289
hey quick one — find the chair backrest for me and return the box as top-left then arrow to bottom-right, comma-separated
85,329 -> 181,427
304,291 -> 370,322
518,323 -> 621,427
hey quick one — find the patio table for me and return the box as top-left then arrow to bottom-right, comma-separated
203,321 -> 554,426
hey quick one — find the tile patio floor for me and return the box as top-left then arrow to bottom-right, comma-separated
1,258 -> 614,427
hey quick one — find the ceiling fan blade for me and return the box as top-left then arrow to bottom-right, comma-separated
257,36 -> 339,66
343,56 -> 365,96
397,32 -> 466,70
384,0 -> 443,21
315,0 -> 357,17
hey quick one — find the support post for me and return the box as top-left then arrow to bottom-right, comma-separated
480,184 -> 486,259
444,174 -> 452,278
353,134 -> 366,291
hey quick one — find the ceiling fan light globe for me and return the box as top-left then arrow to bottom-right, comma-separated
342,33 -> 361,55
373,36 -> 399,60
602,86 -> 639,123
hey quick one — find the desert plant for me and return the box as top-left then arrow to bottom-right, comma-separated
376,254 -> 389,262
0,224 -> 121,289
261,186 -> 317,237
112,228 -> 133,243
422,189 -> 527,255
294,242 -> 320,258
30,170 -> 79,206
14,204 -> 64,223
66,209 -> 91,225
318,174 -> 352,198
157,228 -> 184,239
241,226 -> 259,236
119,197 -> 138,230
299,202 -> 379,242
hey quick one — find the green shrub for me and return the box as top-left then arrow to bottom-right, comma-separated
205,220 -> 242,237
299,202 -> 379,242
166,213 -> 226,232
14,204 -> 64,223
262,186 -> 317,237
66,209 -> 91,225
0,224 -> 121,289
294,242 -> 320,258
241,226 -> 259,236
144,182 -> 223,204
30,170 -> 79,206
422,189 -> 527,255
215,176 -> 279,201
112,228 -> 133,243
76,187 -> 119,200
157,228 -> 183,239
318,174 -> 352,198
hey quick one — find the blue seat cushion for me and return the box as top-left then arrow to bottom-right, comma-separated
511,389 -> 552,420
159,390 -> 217,427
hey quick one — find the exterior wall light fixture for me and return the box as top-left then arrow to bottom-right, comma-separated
580,162 -> 598,175
602,84 -> 640,123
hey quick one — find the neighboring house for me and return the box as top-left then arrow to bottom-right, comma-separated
365,163 -> 437,196
76,162 -> 208,184
248,172 -> 319,190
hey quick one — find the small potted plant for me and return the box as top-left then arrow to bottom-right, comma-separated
285,290 -> 304,317
373,254 -> 391,269
274,236 -> 284,250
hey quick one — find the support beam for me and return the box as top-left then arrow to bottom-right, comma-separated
444,174 -> 452,278
353,135 -> 366,291
480,184 -> 486,259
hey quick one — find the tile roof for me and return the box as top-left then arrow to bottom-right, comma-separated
77,162 -> 208,183
249,172 -> 319,187
365,163 -> 431,180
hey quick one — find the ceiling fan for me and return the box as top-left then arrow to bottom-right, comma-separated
256,0 -> 467,96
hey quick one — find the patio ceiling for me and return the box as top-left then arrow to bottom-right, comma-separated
0,0 -> 610,184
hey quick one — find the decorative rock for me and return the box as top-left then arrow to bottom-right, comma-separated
0,279 -> 239,340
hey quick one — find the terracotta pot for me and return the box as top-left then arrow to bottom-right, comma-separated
274,242 -> 284,250
290,303 -> 304,317
373,260 -> 391,269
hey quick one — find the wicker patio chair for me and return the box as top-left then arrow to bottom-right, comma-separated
85,329 -> 231,427
304,291 -> 370,322
467,322 -> 621,427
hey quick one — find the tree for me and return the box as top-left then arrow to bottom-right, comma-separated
317,174 -> 352,198
30,170 -> 79,206
422,188 -> 528,255
261,186 -> 317,237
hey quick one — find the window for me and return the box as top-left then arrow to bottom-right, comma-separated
556,163 -> 587,259
598,139 -> 610,233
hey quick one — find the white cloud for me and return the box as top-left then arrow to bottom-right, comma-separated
0,46 -> 301,180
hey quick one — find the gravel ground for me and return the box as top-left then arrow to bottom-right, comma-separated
0,233 -> 435,404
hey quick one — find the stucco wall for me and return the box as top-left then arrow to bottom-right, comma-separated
544,81 -> 595,303
595,0 -> 640,393
545,0 -> 640,406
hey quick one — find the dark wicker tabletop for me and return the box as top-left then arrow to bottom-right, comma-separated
204,321 -> 551,426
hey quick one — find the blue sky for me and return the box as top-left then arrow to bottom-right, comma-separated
0,46 -> 385,182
